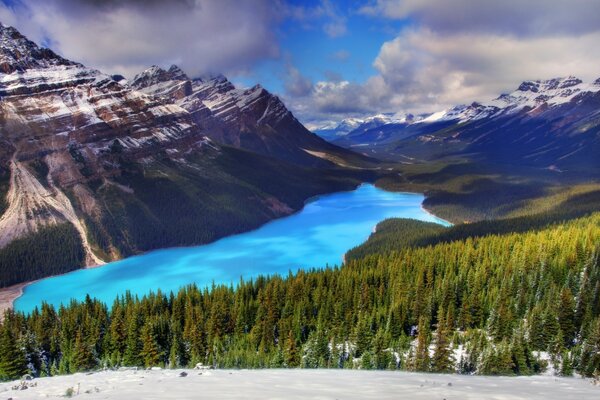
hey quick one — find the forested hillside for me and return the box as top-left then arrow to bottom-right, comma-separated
1,212 -> 599,380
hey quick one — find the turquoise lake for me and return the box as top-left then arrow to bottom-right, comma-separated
14,184 -> 451,313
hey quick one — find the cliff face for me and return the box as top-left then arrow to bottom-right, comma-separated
0,23 -> 212,266
0,23 -> 368,287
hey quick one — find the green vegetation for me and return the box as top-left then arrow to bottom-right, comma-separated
376,160 -> 600,224
346,218 -> 446,260
0,223 -> 84,288
77,146 -> 368,259
1,212 -> 599,380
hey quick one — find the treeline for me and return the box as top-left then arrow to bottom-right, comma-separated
1,213 -> 600,380
377,160 -> 600,224
0,223 -> 85,288
350,199 -> 600,263
75,147 -> 366,260
346,218 -> 446,260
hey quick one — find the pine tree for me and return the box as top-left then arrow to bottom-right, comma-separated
431,307 -> 454,372
510,328 -> 530,375
413,316 -> 430,372
283,330 -> 300,367
140,323 -> 162,368
122,316 -> 142,366
72,331 -> 96,371
353,313 -> 372,358
0,326 -> 27,380
372,330 -> 391,370
558,288 -> 576,347
560,350 -> 573,376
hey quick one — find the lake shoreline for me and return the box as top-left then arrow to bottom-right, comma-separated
0,185 -> 354,316
0,282 -> 26,316
420,204 -> 454,226
2,185 -> 448,315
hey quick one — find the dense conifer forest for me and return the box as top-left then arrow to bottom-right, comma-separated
1,212 -> 599,380
0,224 -> 85,288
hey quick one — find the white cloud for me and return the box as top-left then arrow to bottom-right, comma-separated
287,0 -> 347,38
299,1 -> 600,122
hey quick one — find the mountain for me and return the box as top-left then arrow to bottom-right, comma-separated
330,76 -> 600,172
0,23 -> 372,288
313,114 -> 408,141
130,65 -> 372,168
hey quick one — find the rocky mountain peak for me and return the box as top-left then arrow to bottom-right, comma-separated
130,64 -> 190,89
516,76 -> 583,93
0,22 -> 75,73
517,80 -> 539,93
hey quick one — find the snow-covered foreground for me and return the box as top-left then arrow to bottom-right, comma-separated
1,369 -> 599,400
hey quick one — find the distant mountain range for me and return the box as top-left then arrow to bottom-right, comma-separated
0,23 -> 372,287
317,76 -> 600,173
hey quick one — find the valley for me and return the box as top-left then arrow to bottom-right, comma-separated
13,184 -> 450,313
0,11 -> 600,395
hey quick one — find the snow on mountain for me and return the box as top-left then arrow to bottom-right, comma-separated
319,76 -> 600,135
0,23 -> 207,261
0,23 -> 75,73
130,65 -> 360,166
313,113 -> 408,139
418,76 -> 600,124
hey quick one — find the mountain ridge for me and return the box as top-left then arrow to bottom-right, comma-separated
0,22 -> 373,288
130,63 -> 373,167
326,75 -> 600,173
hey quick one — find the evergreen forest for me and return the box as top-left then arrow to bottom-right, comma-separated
1,212 -> 599,380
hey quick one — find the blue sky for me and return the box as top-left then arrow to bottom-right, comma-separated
234,0 -> 410,95
2,0 -> 600,127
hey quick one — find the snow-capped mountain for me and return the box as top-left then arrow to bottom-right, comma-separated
419,76 -> 600,124
0,23 -> 369,288
130,65 -> 366,166
313,114 -> 409,140
330,76 -> 600,171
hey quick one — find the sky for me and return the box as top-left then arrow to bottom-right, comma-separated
1,0 -> 600,128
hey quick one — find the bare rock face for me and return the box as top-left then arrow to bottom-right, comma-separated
0,23 -> 210,263
0,23 -> 74,74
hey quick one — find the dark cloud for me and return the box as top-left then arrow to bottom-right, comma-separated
0,0 -> 282,78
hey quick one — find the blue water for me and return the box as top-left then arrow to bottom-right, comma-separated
14,184 -> 450,313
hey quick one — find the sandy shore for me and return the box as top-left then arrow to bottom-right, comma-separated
0,282 -> 26,316
1,369 -> 598,400
420,204 -> 454,226
0,255 -> 109,316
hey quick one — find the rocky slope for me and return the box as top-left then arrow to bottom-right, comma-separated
0,23 -> 370,288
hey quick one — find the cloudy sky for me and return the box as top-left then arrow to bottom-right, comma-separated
2,0 -> 600,127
